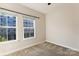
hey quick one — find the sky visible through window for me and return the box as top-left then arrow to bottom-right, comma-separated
0,15 -> 16,26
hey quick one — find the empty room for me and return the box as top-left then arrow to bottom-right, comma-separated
0,3 -> 79,56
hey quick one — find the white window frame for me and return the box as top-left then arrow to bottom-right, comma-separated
23,17 -> 36,40
0,13 -> 17,43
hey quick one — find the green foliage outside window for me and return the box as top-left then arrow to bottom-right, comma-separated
0,36 -> 6,42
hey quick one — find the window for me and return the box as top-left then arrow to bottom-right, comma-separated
23,17 -> 35,38
0,13 -> 16,42
0,8 -> 37,42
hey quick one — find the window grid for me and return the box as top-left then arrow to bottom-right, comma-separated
23,17 -> 35,38
0,14 -> 16,42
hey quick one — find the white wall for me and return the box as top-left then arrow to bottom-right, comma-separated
46,4 -> 79,51
0,3 -> 45,55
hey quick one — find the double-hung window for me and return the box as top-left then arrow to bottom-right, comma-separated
23,16 -> 35,39
0,8 -> 36,42
0,12 -> 16,42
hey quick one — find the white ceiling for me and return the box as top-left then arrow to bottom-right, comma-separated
21,3 -> 55,14
21,3 -> 77,14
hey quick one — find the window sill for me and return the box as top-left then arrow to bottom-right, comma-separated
0,39 -> 17,45
23,37 -> 36,40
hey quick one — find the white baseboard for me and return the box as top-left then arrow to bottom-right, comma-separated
2,40 -> 79,56
2,41 -> 45,56
46,40 -> 79,52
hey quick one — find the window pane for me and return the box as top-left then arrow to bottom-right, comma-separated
0,15 -> 6,26
7,16 -> 16,26
24,19 -> 33,27
29,29 -> 34,37
23,17 -> 35,38
0,28 -> 7,42
8,28 -> 16,40
24,28 -> 30,38
24,28 -> 34,38
0,10 -> 16,42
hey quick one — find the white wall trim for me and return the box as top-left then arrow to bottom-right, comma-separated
46,40 -> 79,52
1,41 -> 45,56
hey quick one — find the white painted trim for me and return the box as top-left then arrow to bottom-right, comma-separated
46,40 -> 79,52
0,39 -> 17,45
1,41 -> 45,56
0,16 -> 17,43
23,18 -> 36,40
24,37 -> 35,40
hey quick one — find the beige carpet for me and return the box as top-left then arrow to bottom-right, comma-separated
7,42 -> 79,56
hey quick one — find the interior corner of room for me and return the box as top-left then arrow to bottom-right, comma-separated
0,3 -> 79,56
